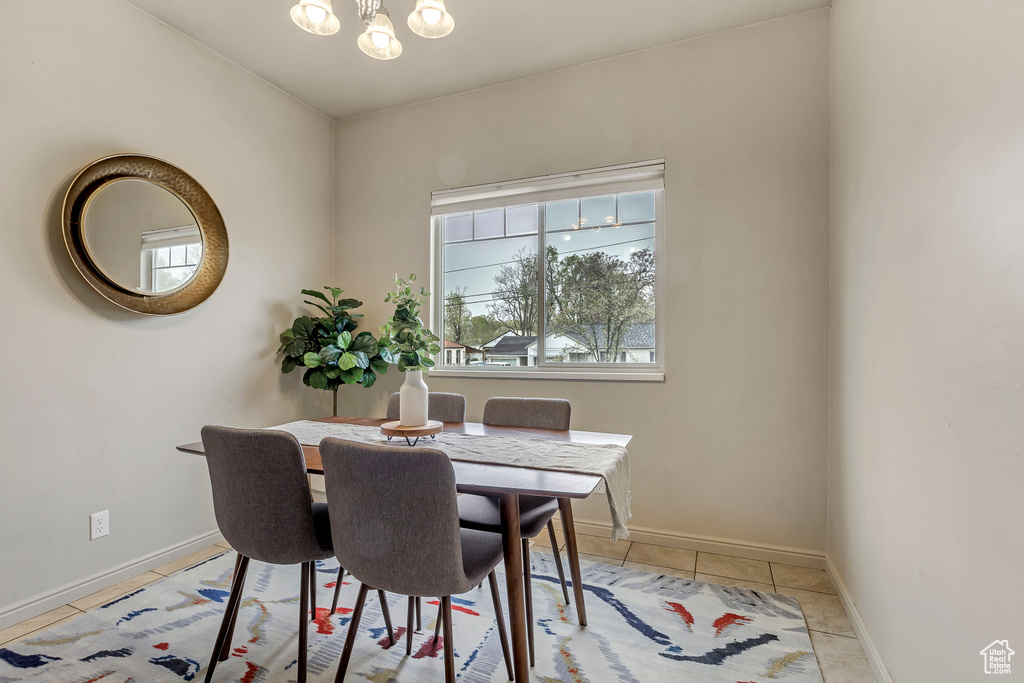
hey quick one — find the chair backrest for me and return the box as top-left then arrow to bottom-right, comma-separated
386,392 -> 467,423
482,397 -> 572,431
319,438 -> 469,597
201,426 -> 324,565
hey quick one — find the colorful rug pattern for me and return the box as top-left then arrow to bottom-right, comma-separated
0,552 -> 823,682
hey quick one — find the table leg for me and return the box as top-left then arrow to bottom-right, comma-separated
499,493 -> 528,682
558,498 -> 587,627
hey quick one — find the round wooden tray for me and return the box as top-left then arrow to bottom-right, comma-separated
380,420 -> 444,446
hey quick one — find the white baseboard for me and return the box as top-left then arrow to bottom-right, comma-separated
825,556 -> 893,683
0,529 -> 224,631
571,519 -> 827,569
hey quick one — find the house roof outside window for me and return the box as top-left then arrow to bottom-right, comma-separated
480,330 -> 517,350
488,335 -> 538,357
560,322 -> 655,349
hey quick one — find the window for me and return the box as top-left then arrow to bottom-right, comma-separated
431,160 -> 663,379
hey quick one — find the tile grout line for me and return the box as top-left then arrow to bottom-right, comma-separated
0,606 -> 86,649
628,557 -> 808,590
809,627 -> 859,640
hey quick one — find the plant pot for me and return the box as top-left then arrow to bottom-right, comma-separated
399,370 -> 429,427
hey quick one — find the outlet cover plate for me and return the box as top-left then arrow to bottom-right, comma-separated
90,510 -> 109,540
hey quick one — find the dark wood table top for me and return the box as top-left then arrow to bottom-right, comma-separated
177,416 -> 632,499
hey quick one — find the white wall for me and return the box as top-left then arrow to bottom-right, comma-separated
830,0 -> 1024,679
0,0 -> 335,624
333,10 -> 831,553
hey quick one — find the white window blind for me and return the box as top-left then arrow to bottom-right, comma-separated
431,159 -> 665,216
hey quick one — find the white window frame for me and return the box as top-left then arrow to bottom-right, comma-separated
139,224 -> 202,293
430,160 -> 665,382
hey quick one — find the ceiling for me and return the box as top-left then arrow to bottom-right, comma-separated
124,0 -> 830,119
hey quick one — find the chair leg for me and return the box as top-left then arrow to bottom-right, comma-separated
432,599 -> 444,644
309,561 -> 317,622
377,590 -> 395,646
406,597 -> 415,656
523,538 -> 535,667
334,583 -> 370,683
218,553 -> 245,661
331,567 -> 345,615
441,596 -> 455,683
548,520 -> 571,605
487,570 -> 514,682
204,555 -> 249,683
416,596 -> 422,631
298,562 -> 309,683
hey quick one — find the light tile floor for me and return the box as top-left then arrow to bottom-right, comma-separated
1,536 -> 876,681
0,541 -> 233,649
534,533 -> 877,681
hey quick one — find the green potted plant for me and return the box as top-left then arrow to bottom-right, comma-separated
277,287 -> 389,415
379,274 -> 441,426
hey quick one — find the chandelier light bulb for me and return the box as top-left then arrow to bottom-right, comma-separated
305,5 -> 327,23
358,6 -> 403,60
408,0 -> 454,39
290,0 -> 340,36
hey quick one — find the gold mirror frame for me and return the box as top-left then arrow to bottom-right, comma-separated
62,154 -> 228,315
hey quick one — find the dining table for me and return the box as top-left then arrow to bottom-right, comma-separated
177,416 -> 632,682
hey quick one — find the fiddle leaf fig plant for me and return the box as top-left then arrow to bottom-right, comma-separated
380,273 -> 442,372
278,287 -> 389,413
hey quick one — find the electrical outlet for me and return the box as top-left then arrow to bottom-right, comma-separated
90,510 -> 109,540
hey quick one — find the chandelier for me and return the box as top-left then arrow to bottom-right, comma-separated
290,0 -> 454,61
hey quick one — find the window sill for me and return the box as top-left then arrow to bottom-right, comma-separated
427,368 -> 665,382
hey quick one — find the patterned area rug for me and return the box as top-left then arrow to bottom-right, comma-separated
0,551 -> 823,682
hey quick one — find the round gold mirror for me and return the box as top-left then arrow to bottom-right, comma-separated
62,154 -> 228,315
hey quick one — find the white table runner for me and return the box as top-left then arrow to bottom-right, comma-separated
269,420 -> 632,540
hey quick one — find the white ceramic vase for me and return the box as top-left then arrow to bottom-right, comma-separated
399,370 -> 429,427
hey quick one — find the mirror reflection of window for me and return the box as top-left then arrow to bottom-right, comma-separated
139,226 -> 203,293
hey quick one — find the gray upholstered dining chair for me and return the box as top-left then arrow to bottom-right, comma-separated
199,426 -> 393,683
457,396 -> 575,667
383,391 -> 468,626
386,391 -> 467,423
320,438 -> 513,683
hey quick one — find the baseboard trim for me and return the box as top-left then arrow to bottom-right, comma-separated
825,556 -> 893,683
571,519 -> 827,569
0,529 -> 224,631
